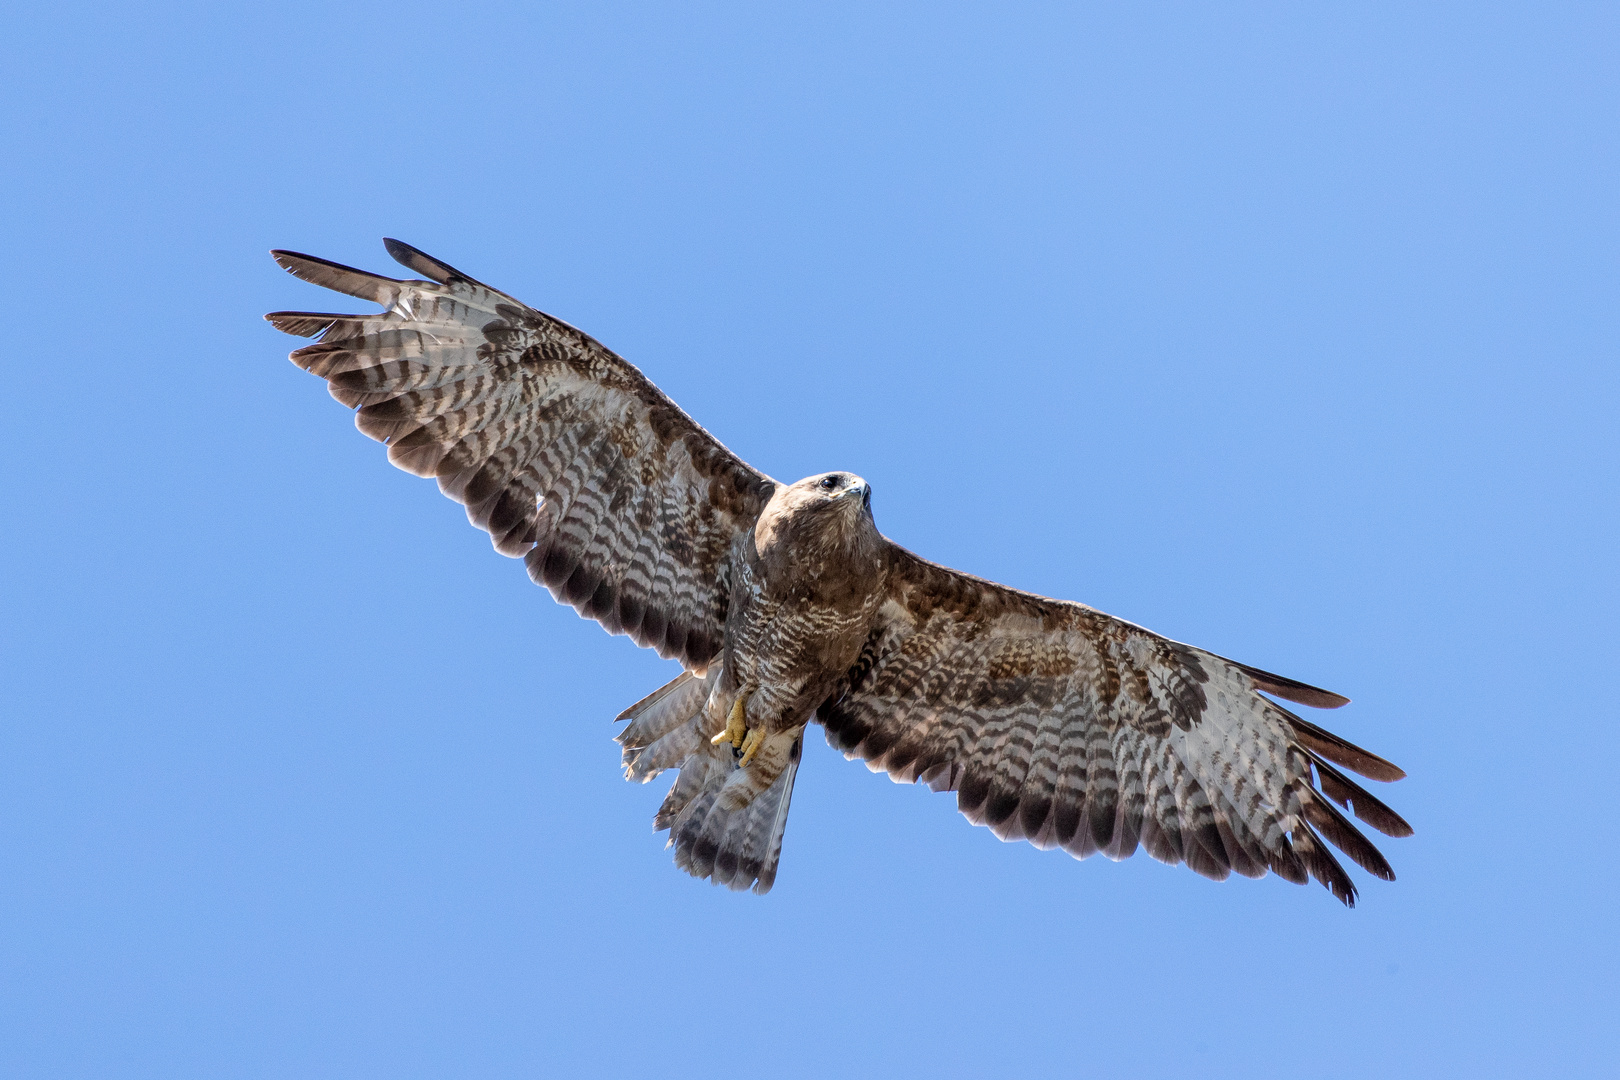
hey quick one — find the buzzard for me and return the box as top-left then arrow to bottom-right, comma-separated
267,240 -> 1411,904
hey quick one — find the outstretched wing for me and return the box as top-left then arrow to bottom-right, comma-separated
819,545 -> 1411,905
267,240 -> 776,670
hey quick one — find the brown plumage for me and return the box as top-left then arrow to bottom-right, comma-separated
268,239 -> 1412,903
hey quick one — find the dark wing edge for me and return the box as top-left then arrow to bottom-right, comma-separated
818,543 -> 1411,907
267,239 -> 776,670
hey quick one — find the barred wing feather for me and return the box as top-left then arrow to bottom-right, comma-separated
820,545 -> 1411,906
267,240 -> 776,670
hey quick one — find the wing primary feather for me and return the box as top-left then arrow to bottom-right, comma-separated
1234,661 -> 1351,708
1306,750 -> 1414,838
1299,787 -> 1395,881
265,311 -> 359,338
616,670 -> 697,724
1280,706 -> 1406,781
1211,795 -> 1267,879
1104,734 -> 1146,861
1292,823 -> 1358,907
383,237 -> 486,288
271,250 -> 402,305
1266,837 -> 1310,886
955,768 -> 992,825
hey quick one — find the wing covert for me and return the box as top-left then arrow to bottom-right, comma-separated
267,240 -> 776,669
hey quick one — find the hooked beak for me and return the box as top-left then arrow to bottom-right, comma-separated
833,480 -> 871,514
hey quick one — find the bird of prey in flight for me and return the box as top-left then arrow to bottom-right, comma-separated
267,240 -> 1411,903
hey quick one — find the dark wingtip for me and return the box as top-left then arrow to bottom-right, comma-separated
268,248 -> 402,304
1307,749 -> 1415,837
1284,709 -> 1407,783
270,248 -> 339,273
1295,824 -> 1359,907
1240,662 -> 1351,709
1302,789 -> 1396,882
264,310 -> 345,338
383,237 -> 464,284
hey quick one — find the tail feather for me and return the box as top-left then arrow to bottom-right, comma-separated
669,759 -> 727,878
629,718 -> 710,781
617,670 -> 801,894
669,736 -> 801,894
617,669 -> 717,782
654,744 -> 726,829
664,735 -> 803,893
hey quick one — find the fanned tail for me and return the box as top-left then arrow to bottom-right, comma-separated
661,736 -> 801,894
615,669 -> 801,894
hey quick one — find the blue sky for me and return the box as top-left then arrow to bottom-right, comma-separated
2,2 -> 1616,1077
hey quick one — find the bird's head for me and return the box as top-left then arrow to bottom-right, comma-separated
756,472 -> 876,555
793,471 -> 873,519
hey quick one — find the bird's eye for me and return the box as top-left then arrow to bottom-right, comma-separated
819,476 -> 839,490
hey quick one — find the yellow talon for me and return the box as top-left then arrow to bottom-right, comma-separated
710,696 -> 748,749
739,727 -> 765,767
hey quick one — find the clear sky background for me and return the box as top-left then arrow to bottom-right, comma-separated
3,3 -> 1616,1077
